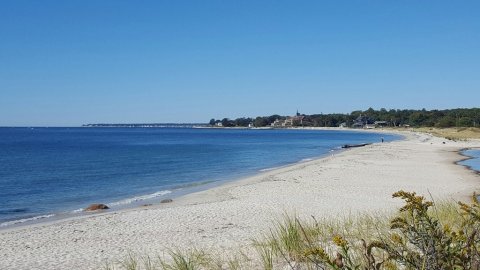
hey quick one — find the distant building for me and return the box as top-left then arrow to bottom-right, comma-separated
352,115 -> 376,129
270,110 -> 305,127
352,115 -> 367,128
287,110 -> 305,126
271,119 -> 283,127
374,121 -> 388,127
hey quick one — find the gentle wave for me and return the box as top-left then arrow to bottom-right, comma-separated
0,190 -> 173,227
259,166 -> 283,172
172,180 -> 216,189
0,214 -> 56,227
107,190 -> 172,206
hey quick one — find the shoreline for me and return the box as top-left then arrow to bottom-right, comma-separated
456,147 -> 480,175
0,154 -> 338,232
1,130 -> 479,269
0,128 -> 399,230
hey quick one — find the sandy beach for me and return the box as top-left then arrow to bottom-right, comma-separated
1,130 -> 479,270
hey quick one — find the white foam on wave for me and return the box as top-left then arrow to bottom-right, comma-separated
259,166 -> 282,172
1,190 -> 174,227
107,190 -> 172,206
0,214 -> 56,227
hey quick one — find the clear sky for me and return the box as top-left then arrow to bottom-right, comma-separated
1,1 -> 479,126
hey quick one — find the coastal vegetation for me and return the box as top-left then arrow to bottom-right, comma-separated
412,127 -> 480,140
105,191 -> 480,270
210,108 -> 480,128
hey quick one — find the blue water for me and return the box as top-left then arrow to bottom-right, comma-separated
0,127 -> 400,227
460,149 -> 480,173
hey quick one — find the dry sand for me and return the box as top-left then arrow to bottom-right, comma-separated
1,131 -> 479,269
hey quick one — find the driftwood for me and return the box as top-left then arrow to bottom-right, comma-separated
342,143 -> 371,149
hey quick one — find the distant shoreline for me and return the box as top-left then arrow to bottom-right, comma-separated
81,123 -> 208,128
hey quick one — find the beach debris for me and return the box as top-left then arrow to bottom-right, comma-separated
160,199 -> 173,203
341,143 -> 371,149
84,204 -> 109,211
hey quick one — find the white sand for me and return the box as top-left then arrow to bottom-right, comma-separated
1,131 -> 479,270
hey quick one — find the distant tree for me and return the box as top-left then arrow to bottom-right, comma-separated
234,117 -> 252,127
213,108 -> 480,129
458,117 -> 473,127
436,117 -> 455,128
254,117 -> 268,127
221,118 -> 234,127
409,112 -> 426,126
209,119 -> 216,126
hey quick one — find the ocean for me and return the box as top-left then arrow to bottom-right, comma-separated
0,127 -> 400,227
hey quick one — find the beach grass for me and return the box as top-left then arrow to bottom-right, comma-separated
412,127 -> 480,140
105,191 -> 480,270
382,126 -> 480,140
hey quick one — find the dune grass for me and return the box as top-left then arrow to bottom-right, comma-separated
104,191 -> 479,270
412,127 -> 480,140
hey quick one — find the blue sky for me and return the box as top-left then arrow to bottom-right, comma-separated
1,1 -> 479,126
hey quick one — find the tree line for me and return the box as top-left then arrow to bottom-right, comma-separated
209,108 -> 480,128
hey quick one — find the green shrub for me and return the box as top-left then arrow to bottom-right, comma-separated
261,191 -> 480,270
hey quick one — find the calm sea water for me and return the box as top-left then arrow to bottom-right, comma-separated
460,149 -> 480,174
0,127 -> 400,227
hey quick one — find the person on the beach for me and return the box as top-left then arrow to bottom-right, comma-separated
381,137 -> 384,143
